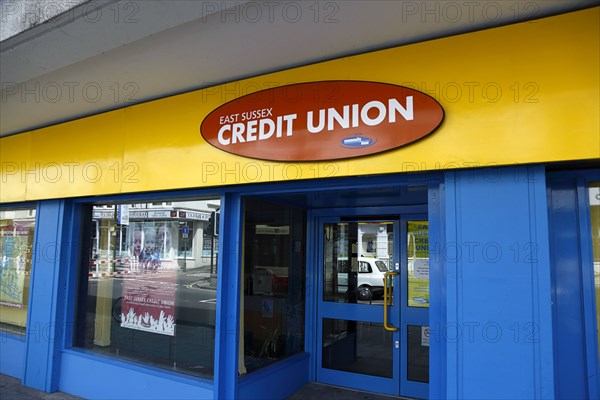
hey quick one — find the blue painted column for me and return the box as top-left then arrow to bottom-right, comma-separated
0,331 -> 26,378
22,199 -> 73,392
547,173 -> 600,399
437,166 -> 554,399
213,192 -> 242,399
428,178 -> 445,400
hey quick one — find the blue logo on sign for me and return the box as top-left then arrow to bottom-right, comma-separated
340,135 -> 376,149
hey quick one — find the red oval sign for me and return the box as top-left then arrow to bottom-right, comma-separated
200,81 -> 444,161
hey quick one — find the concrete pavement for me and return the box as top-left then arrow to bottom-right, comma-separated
0,374 -> 82,400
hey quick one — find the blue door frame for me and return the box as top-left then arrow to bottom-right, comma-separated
310,206 -> 428,399
315,215 -> 401,396
399,214 -> 429,399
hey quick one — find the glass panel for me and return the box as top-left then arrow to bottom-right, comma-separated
0,207 -> 35,334
240,198 -> 306,374
323,222 -> 393,304
322,318 -> 393,378
407,221 -> 430,308
75,199 -> 220,378
589,183 -> 600,356
407,325 -> 430,383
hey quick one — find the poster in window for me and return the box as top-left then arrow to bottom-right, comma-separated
407,221 -> 429,308
120,271 -> 177,336
0,267 -> 26,308
0,225 -> 31,308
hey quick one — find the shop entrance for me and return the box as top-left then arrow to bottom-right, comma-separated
314,209 -> 429,399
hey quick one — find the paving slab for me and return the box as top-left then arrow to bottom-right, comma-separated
0,374 -> 82,400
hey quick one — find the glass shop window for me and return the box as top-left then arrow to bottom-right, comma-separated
74,198 -> 220,379
239,197 -> 306,375
589,183 -> 600,356
0,207 -> 36,334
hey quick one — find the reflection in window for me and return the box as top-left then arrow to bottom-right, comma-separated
75,199 -> 220,378
0,207 -> 35,334
407,325 -> 430,382
323,222 -> 392,304
240,198 -> 306,374
322,319 -> 392,378
589,183 -> 600,355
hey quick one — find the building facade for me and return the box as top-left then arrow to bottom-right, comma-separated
1,3 -> 599,399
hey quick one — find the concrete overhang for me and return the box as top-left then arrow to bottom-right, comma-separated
0,0 -> 596,136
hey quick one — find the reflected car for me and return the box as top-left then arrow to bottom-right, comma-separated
338,258 -> 390,301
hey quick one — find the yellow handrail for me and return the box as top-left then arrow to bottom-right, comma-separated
383,271 -> 398,332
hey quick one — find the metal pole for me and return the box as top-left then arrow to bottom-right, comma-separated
210,230 -> 214,275
183,233 -> 187,272
112,206 -> 118,274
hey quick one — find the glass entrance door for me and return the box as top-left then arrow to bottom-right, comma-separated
316,215 -> 429,399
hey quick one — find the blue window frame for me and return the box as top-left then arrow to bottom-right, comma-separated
309,205 -> 429,399
64,190 -> 225,399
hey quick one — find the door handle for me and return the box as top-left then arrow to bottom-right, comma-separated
383,271 -> 398,332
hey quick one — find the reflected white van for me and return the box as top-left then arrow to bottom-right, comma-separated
337,258 -> 390,300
